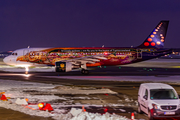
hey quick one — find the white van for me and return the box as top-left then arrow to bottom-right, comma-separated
138,83 -> 180,120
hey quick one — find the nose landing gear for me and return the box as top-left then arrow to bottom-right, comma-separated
25,67 -> 29,74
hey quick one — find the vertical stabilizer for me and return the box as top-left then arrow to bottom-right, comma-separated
138,21 -> 169,48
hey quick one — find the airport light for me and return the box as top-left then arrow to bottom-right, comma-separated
38,103 -> 44,109
25,98 -> 29,102
103,107 -> 108,113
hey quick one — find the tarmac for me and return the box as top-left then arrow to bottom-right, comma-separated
1,58 -> 180,120
0,107 -> 54,120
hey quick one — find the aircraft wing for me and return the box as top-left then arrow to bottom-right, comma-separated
60,54 -> 108,66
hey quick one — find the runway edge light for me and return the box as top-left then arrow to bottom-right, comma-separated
38,103 -> 53,111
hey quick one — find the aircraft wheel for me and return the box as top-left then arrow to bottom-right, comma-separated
81,69 -> 89,75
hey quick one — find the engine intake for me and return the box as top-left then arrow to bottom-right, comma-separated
55,62 -> 72,72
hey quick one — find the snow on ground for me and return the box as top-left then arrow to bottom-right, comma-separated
1,59 -> 180,73
0,79 -> 129,120
0,65 -> 55,72
43,75 -> 180,83
1,58 -> 180,73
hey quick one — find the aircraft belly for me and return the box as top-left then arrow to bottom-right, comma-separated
87,57 -> 134,66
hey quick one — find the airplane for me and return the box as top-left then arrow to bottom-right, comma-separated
3,21 -> 172,74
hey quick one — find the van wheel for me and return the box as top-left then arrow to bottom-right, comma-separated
137,103 -> 143,114
148,110 -> 154,120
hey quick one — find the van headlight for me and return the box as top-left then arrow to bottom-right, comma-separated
152,103 -> 160,109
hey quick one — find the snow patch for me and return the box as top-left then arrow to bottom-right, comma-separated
0,79 -> 130,120
15,98 -> 28,105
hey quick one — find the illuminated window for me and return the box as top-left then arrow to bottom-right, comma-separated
153,32 -> 156,34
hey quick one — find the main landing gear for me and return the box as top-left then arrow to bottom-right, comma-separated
80,62 -> 89,75
81,69 -> 89,75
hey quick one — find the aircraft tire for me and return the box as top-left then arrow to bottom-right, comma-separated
81,69 -> 89,75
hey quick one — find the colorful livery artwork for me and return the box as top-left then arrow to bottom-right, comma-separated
3,21 -> 172,74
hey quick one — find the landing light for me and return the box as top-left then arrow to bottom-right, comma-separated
23,74 -> 30,77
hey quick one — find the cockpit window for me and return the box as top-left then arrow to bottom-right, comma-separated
11,53 -> 18,56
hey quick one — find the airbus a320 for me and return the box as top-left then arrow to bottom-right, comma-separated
3,21 -> 172,74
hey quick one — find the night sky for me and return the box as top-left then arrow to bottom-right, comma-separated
1,0 -> 180,51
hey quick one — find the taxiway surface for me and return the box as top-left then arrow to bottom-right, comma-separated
1,59 -> 180,120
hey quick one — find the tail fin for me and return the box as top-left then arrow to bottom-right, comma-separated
138,21 -> 169,48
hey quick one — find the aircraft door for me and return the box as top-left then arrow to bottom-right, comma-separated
136,49 -> 142,59
23,49 -> 29,60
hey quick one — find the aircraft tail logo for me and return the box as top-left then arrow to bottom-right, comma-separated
138,21 -> 169,48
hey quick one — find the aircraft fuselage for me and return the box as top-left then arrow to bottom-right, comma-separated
14,47 -> 172,66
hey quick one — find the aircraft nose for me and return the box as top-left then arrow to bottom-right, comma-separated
3,56 -> 17,65
3,57 -> 8,64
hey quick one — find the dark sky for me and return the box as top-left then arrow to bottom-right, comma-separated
1,0 -> 180,51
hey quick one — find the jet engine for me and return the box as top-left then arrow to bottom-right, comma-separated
55,62 -> 72,72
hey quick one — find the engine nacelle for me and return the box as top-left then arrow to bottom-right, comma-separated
55,62 -> 72,72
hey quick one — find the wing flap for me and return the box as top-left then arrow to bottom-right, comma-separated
60,55 -> 107,65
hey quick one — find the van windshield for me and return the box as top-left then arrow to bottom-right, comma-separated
150,89 -> 178,100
